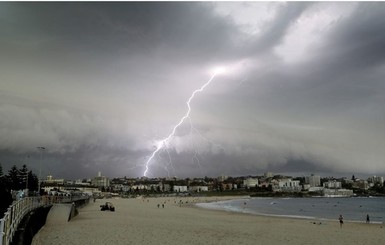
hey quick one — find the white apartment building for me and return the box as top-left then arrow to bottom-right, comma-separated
173,185 -> 188,192
276,179 -> 302,192
91,172 -> 110,188
243,178 -> 259,189
323,180 -> 342,189
43,175 -> 64,185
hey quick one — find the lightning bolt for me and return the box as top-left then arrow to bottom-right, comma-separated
143,72 -> 220,177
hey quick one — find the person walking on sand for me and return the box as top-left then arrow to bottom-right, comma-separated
366,214 -> 370,223
339,214 -> 344,228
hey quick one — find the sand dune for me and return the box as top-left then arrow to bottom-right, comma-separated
32,196 -> 385,245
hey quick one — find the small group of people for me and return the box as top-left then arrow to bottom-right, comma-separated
157,203 -> 165,208
338,214 -> 370,227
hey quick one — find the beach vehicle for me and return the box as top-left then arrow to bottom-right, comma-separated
100,202 -> 115,211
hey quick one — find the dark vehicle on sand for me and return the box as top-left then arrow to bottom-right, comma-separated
100,202 -> 115,211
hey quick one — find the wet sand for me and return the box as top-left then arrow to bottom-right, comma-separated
32,196 -> 385,245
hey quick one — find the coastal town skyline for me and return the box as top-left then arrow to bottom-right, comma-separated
1,2 -> 385,179
2,161 -> 384,183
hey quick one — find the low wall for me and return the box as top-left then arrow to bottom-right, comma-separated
10,206 -> 52,245
73,198 -> 89,208
8,197 -> 89,245
45,204 -> 77,224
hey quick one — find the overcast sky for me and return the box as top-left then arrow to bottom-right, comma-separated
1,2 -> 385,179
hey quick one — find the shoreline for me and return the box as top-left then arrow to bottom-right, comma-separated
32,196 -> 385,245
193,195 -> 385,224
194,203 -> 384,225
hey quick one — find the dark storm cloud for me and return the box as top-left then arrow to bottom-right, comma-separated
189,2 -> 385,177
224,2 -> 385,114
1,2 -> 385,179
326,2 -> 385,67
292,2 -> 385,89
0,2 -> 241,63
266,2 -> 385,115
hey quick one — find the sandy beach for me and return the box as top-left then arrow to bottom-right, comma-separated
32,196 -> 385,245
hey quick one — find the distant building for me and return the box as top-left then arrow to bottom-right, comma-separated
368,176 -> 384,186
65,180 -> 75,185
189,181 -> 209,192
342,178 -> 354,185
189,185 -> 208,192
91,172 -> 110,188
264,172 -> 273,178
352,179 -> 369,190
305,174 -> 321,187
243,178 -> 259,189
217,175 -> 228,182
275,179 -> 301,192
112,184 -> 130,192
43,175 -> 64,185
173,185 -> 188,192
75,179 -> 91,186
302,184 -> 311,190
308,186 -> 324,193
131,184 -> 147,191
323,188 -> 353,197
162,183 -> 171,192
221,182 -> 235,190
323,180 -> 342,189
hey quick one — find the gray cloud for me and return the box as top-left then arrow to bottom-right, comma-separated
1,2 -> 385,179
249,2 -> 313,55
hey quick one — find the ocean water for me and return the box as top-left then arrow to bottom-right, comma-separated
196,197 -> 385,223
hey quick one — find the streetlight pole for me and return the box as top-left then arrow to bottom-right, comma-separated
25,155 -> 30,192
37,146 -> 45,195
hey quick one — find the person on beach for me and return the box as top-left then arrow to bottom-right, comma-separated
339,214 -> 344,228
366,214 -> 370,223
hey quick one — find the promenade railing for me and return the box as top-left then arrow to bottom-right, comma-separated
0,195 -> 89,245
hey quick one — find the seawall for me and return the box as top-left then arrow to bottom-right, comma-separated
11,198 -> 89,245
10,206 -> 52,245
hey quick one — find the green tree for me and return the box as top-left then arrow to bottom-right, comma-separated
0,186 -> 13,217
0,163 -> 4,186
4,164 -> 38,192
0,163 -> 13,218
19,164 -> 29,190
27,171 -> 38,192
7,165 -> 22,190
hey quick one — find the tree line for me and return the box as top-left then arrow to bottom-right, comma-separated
0,163 -> 39,217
